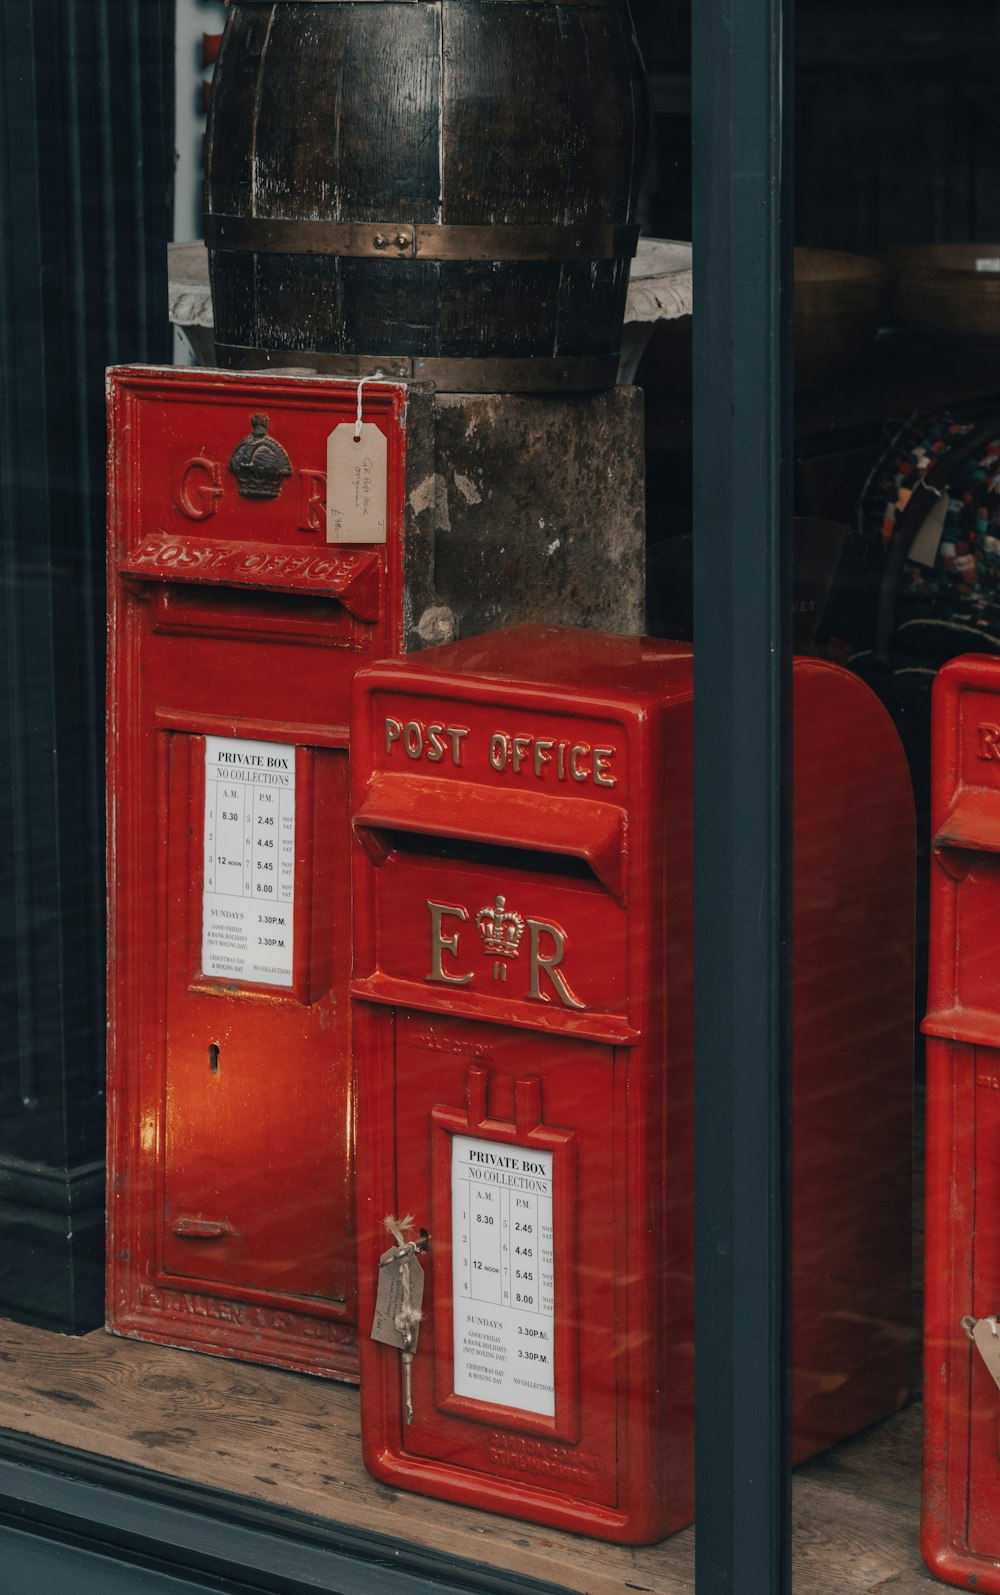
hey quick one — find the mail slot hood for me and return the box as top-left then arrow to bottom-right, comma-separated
354,772 -> 627,901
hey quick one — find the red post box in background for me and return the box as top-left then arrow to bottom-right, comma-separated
351,626 -> 915,1542
922,655 -> 1000,1589
105,365 -> 432,1377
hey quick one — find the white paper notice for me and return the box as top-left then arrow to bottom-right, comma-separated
452,1135 -> 555,1417
202,736 -> 295,987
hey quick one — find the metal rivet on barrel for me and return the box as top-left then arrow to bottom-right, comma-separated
395,233 -> 410,250
373,233 -> 387,250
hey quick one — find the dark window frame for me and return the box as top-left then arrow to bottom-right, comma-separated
0,0 -> 793,1588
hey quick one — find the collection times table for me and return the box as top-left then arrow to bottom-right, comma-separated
451,1135 -> 556,1417
202,735 -> 296,988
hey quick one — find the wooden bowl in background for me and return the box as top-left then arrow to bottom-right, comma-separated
884,243 -> 1000,345
793,247 -> 894,393
638,246 -> 893,396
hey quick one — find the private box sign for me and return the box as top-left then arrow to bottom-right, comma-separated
351,626 -> 915,1542
105,364 -> 425,1378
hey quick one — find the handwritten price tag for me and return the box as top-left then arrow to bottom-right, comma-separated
327,422 -> 387,543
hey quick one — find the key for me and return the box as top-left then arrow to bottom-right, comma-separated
371,1216 -> 424,1424
403,1346 -> 414,1424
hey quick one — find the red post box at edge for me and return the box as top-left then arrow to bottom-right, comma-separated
350,625 -> 915,1543
106,365 -> 420,1378
922,654 -> 1000,1589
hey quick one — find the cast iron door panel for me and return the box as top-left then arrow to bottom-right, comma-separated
159,731 -> 351,1302
391,1012 -> 619,1510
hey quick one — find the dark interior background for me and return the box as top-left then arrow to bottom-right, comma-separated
632,0 -> 1000,249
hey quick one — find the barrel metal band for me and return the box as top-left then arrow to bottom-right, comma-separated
205,215 -> 639,263
213,346 -> 621,393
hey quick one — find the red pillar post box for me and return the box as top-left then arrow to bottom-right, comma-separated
922,655 -> 1000,1588
351,626 -> 914,1542
105,365 -> 431,1377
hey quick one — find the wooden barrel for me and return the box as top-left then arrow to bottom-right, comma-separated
204,0 -> 648,392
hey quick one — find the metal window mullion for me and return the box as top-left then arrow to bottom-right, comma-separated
691,0 -> 793,1590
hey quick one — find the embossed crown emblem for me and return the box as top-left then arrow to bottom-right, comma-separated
476,896 -> 524,983
228,414 -> 293,501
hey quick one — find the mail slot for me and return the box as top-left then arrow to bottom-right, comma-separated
922,655 -> 1000,1589
351,625 -> 915,1541
105,365 -> 432,1377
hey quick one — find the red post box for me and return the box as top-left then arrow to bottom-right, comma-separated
351,626 -> 914,1542
922,654 -> 1000,1588
105,365 -> 435,1377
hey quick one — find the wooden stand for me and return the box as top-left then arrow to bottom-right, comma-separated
0,1318 -> 936,1592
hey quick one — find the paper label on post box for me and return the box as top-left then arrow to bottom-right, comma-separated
452,1135 -> 555,1416
326,423 -> 387,543
202,735 -> 296,986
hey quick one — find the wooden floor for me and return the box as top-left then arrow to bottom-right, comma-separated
0,1317 -> 937,1594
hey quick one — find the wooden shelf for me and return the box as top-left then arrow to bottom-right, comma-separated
0,1317 -> 937,1593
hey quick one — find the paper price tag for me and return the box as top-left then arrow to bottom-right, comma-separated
327,422 -> 387,543
976,258 -> 1000,273
971,1316 -> 1000,1391
371,1245 -> 424,1351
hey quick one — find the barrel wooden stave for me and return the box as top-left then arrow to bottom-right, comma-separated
204,8 -> 273,214
210,6 -> 444,224
260,7 -> 442,224
210,256 -> 629,361
440,5 -> 644,225
206,0 -> 648,384
554,260 -> 631,354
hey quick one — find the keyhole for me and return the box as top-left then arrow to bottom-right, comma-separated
208,1043 -> 220,1073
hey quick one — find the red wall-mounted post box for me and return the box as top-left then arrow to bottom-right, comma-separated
105,365 -> 434,1378
922,654 -> 1000,1588
351,626 -> 914,1542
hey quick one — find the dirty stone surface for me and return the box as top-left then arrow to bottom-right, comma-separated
402,387 -> 645,652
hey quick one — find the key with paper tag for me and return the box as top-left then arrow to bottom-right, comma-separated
371,1215 -> 425,1424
